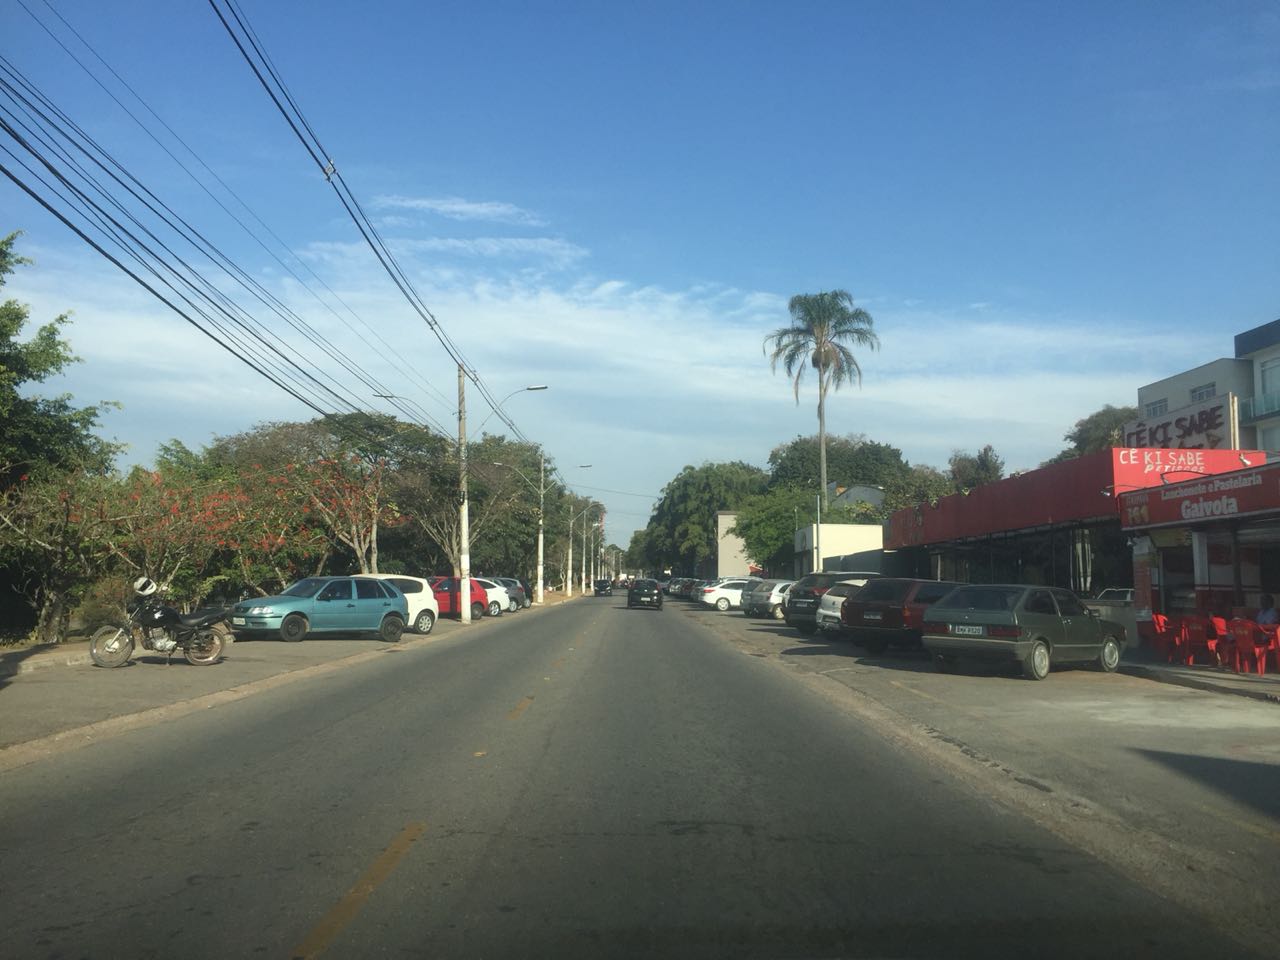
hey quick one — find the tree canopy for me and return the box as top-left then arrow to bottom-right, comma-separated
948,444 -> 1005,490
641,462 -> 768,574
768,434 -> 908,491
1043,404 -> 1138,464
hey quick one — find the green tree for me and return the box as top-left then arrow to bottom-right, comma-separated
644,462 -> 768,574
768,433 -> 908,491
764,290 -> 879,509
881,464 -> 955,513
948,444 -> 1005,490
0,232 -> 118,487
1043,404 -> 1138,464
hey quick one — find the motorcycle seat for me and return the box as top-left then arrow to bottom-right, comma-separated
179,609 -> 228,627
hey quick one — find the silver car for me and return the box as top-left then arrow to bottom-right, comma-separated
742,579 -> 793,619
922,584 -> 1126,680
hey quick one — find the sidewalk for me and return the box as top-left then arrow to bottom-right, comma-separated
1120,650 -> 1280,704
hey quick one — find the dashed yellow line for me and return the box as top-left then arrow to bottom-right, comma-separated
290,821 -> 425,959
506,695 -> 535,720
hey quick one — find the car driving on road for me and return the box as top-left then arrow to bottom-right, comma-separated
627,579 -> 663,610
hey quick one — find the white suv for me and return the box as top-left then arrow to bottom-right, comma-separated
366,574 -> 440,634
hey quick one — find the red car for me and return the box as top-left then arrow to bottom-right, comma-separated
842,578 -> 963,653
429,576 -> 489,619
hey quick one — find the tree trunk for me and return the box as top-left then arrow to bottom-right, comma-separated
818,362 -> 829,511
34,589 -> 70,645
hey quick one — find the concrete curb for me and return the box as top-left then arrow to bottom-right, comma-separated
1119,662 -> 1280,704
0,644 -> 94,678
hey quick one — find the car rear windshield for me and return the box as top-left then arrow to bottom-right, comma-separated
914,582 -> 961,604
934,586 -> 1024,611
855,579 -> 913,602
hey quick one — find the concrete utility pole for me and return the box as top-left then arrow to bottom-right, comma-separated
459,365 -> 472,625
536,452 -> 545,604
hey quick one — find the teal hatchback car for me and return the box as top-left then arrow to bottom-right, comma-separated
230,576 -> 408,643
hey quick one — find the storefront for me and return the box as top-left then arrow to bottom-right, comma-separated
1118,458 -> 1280,632
885,447 -> 1266,594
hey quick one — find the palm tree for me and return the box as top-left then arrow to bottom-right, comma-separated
764,290 -> 879,510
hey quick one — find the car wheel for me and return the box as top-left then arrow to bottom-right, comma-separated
1022,639 -> 1051,680
470,601 -> 485,620
715,597 -> 730,612
771,604 -> 785,621
1097,635 -> 1121,673
487,600 -> 502,617
522,597 -> 531,609
379,615 -> 405,643
414,610 -> 435,634
508,599 -> 518,613
280,614 -> 307,643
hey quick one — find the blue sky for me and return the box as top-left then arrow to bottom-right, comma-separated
2,0 -> 1277,544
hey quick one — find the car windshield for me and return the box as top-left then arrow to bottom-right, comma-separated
934,586 -> 1025,611
281,578 -> 326,598
856,579 -> 913,602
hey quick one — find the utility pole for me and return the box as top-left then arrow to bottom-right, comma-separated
580,508 -> 589,595
458,365 -> 472,625
536,452 -> 545,604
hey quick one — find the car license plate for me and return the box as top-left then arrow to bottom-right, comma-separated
863,611 -> 882,621
232,617 -> 246,626
953,624 -> 983,636
792,599 -> 813,608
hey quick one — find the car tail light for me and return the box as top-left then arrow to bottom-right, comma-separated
986,624 -> 1022,638
922,621 -> 949,634
702,587 -> 714,594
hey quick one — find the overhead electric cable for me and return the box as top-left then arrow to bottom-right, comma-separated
18,0 -> 456,419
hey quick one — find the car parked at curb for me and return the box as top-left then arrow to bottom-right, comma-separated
816,580 -> 864,635
742,579 -> 794,619
699,577 -> 759,612
842,578 -> 963,653
492,577 -> 528,611
627,579 -> 663,610
230,576 -> 408,643
429,577 -> 489,620
471,577 -> 511,616
366,574 -> 440,635
922,584 -> 1127,680
785,571 -> 882,635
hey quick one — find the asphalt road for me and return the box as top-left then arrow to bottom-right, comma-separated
0,597 -> 1266,959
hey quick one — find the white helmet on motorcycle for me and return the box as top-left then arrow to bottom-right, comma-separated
133,576 -> 158,597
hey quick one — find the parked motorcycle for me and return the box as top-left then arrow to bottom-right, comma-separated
89,577 -> 229,668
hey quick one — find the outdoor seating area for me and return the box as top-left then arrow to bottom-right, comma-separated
1149,612 -> 1279,675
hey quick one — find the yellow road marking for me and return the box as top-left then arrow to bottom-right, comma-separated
290,821 -> 425,959
473,751 -> 487,757
507,695 -> 535,720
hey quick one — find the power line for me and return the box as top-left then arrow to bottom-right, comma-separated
16,0 -> 456,425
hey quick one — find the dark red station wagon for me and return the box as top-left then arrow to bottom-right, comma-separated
842,578 -> 963,653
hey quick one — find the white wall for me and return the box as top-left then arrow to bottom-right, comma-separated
715,512 -> 752,577
793,524 -> 883,576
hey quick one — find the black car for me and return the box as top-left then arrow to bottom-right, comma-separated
593,578 -> 613,596
627,579 -> 663,610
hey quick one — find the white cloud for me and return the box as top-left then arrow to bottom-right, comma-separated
394,236 -> 588,268
373,194 -> 546,226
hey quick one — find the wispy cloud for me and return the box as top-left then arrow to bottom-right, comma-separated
393,236 -> 587,267
373,194 -> 546,226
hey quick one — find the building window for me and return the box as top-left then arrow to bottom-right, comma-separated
1145,398 -> 1168,417
1262,357 -> 1280,396
1189,382 -> 1216,403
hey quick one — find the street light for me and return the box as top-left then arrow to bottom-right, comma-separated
491,454 -> 552,605
471,384 -> 548,438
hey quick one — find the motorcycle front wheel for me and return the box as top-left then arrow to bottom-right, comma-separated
90,624 -> 135,668
184,625 -> 227,665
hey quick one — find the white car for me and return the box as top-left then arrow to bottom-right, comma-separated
817,580 -> 867,634
472,577 -> 511,617
699,577 -> 760,612
366,574 -> 440,634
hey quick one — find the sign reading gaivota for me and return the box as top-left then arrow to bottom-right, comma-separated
1119,464 -> 1280,529
1121,395 -> 1237,450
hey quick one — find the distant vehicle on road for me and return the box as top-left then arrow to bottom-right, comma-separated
231,576 -> 408,643
627,579 -> 663,610
594,579 -> 614,597
922,584 -> 1127,680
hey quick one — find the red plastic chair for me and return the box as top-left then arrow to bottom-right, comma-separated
1150,613 -> 1179,661
1182,616 -> 1214,666
1210,616 -> 1232,667
1229,619 -> 1268,675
